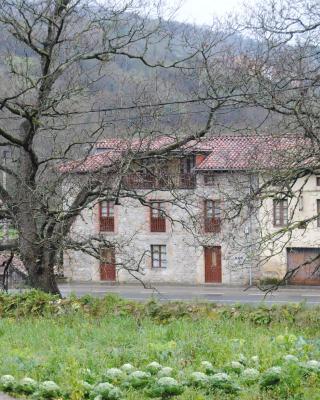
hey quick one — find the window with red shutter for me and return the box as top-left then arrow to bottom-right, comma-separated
99,200 -> 115,232
150,201 -> 166,232
204,200 -> 221,233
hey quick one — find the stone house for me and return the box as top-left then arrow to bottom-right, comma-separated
63,135 -> 320,285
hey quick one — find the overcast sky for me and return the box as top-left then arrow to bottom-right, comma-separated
175,0 -> 254,25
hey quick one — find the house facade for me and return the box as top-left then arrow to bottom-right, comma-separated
63,135 -> 320,285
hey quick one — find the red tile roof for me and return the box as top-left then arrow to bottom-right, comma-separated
61,134 -> 309,173
59,150 -> 121,173
196,135 -> 307,171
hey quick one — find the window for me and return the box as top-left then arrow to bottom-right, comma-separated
99,200 -> 115,232
180,156 -> 196,188
100,247 -> 116,281
204,173 -> 214,186
151,245 -> 167,268
273,199 -> 288,227
317,177 -> 320,186
180,155 -> 195,174
317,200 -> 320,227
204,200 -> 221,233
150,202 -> 166,232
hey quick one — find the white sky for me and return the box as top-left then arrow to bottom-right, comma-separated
175,0 -> 253,25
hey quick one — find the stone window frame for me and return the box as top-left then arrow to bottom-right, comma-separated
151,245 -> 167,268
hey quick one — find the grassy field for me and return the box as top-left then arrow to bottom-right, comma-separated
0,291 -> 319,399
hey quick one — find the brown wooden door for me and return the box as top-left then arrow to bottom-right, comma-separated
204,246 -> 222,283
100,247 -> 116,281
287,248 -> 320,285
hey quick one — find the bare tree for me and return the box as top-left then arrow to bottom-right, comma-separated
198,0 -> 320,287
0,0 -> 240,294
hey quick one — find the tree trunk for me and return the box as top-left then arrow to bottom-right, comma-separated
20,243 -> 61,296
16,120 -> 61,296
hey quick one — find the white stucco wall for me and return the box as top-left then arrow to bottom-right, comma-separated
258,174 -> 320,279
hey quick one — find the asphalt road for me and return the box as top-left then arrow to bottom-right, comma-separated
59,283 -> 320,305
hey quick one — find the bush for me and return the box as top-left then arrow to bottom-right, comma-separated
188,372 -> 209,388
0,375 -> 15,392
103,368 -> 124,384
146,362 -> 162,375
147,377 -> 184,398
209,372 -> 241,394
91,382 -> 122,400
125,371 -> 151,388
241,368 -> 260,384
35,381 -> 61,399
16,377 -> 38,394
260,367 -> 282,388
200,361 -> 215,375
157,367 -> 173,378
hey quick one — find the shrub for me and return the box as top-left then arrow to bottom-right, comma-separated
16,377 -> 38,394
260,367 -> 282,388
103,368 -> 124,384
209,372 -> 241,394
226,361 -> 244,374
188,372 -> 209,388
300,360 -> 320,373
36,381 -> 61,399
78,381 -> 93,397
283,355 -> 299,364
125,371 -> 151,388
200,361 -> 215,375
120,364 -> 135,374
147,377 -> 184,398
146,362 -> 163,375
0,375 -> 15,392
241,368 -> 260,384
91,382 -> 122,400
157,367 -> 173,378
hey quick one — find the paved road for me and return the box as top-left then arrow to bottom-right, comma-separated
59,283 -> 320,305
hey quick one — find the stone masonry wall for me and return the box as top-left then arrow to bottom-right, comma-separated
64,171 -> 259,285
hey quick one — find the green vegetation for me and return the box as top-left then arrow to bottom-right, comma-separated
0,226 -> 18,240
0,291 -> 319,399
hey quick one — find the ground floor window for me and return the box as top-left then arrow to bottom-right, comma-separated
151,245 -> 167,268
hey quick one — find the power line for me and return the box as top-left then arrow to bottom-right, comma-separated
0,101 -> 251,132
0,81 -> 319,121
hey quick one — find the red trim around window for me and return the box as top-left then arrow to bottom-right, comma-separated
99,200 -> 115,232
150,202 -> 166,232
204,199 -> 221,233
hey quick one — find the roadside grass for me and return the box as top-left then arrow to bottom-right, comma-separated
0,291 -> 319,399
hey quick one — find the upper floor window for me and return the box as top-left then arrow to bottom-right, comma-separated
204,173 -> 215,186
317,200 -> 320,227
180,155 -> 195,174
204,200 -> 221,233
317,177 -> 320,186
99,200 -> 115,232
150,202 -> 166,232
151,245 -> 167,268
273,199 -> 288,227
180,156 -> 196,188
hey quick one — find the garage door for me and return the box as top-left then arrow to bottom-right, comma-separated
287,248 -> 320,285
